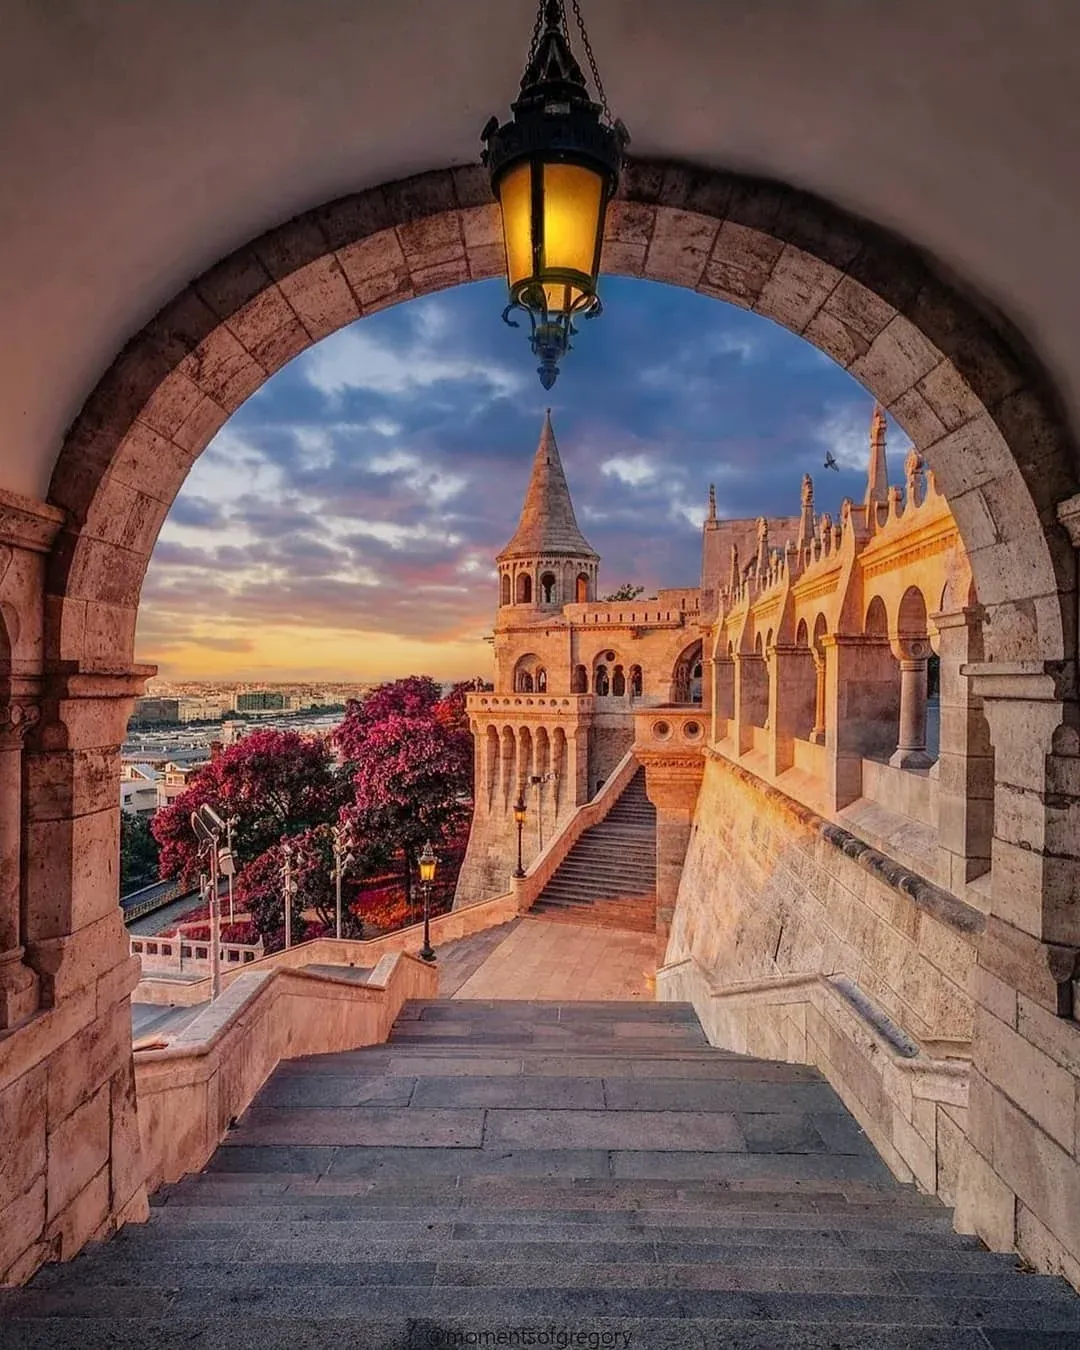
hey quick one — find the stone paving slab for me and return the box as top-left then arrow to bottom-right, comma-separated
610,1150 -> 893,1183
410,1075 -> 606,1109
253,1075 -> 417,1108
324,1146 -> 615,1179
0,1318 -> 1015,1350
602,1077 -> 845,1113
229,1107 -> 485,1147
485,1108 -> 747,1152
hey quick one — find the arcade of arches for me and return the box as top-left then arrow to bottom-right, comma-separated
1,150 -> 1080,1294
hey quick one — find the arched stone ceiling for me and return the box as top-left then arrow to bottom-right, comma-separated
2,0 -> 1080,498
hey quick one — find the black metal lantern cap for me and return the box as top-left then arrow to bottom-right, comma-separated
483,0 -> 629,389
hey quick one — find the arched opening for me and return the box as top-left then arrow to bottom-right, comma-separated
629,665 -> 643,698
854,595 -> 902,762
612,664 -> 626,697
17,158 -> 1080,1289
515,572 -> 533,605
570,664 -> 588,694
673,640 -> 704,704
539,572 -> 557,606
594,663 -> 610,697
500,573 -> 511,607
575,573 -> 590,603
513,654 -> 544,695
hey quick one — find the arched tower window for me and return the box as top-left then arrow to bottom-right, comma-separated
673,640 -> 704,704
576,573 -> 590,603
612,665 -> 626,697
500,573 -> 511,606
571,664 -> 587,694
517,671 -> 534,693
594,664 -> 610,697
536,668 -> 547,693
539,572 -> 557,605
630,665 -> 643,697
516,572 -> 533,604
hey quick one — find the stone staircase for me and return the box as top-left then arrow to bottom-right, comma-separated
5,999 -> 1080,1346
531,766 -> 657,932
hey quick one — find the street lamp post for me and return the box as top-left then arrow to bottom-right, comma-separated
331,820 -> 355,941
225,814 -> 239,925
418,841 -> 438,964
513,792 -> 527,878
281,841 -> 294,950
190,803 -> 235,1003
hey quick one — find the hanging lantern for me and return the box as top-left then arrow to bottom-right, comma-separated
482,0 -> 629,390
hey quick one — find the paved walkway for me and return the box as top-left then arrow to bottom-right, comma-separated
445,916 -> 655,1002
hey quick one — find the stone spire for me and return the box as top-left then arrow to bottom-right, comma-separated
865,403 -> 889,510
497,410 -> 598,562
707,484 -> 717,523
797,473 -> 815,549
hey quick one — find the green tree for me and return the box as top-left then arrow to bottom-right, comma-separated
120,813 -> 160,894
603,583 -> 645,602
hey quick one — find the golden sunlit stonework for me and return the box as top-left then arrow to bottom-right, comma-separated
457,402 -> 983,920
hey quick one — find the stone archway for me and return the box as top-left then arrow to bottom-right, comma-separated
9,158 -> 1080,1284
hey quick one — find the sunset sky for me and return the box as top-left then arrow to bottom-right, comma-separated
136,277 -> 908,682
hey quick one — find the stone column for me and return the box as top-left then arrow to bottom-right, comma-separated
0,698 -> 40,1028
639,753 -> 705,965
566,727 -> 590,808
4,666 -> 150,1285
954,662 -> 1080,1272
889,636 -> 934,769
810,651 -> 826,745
932,607 -> 993,890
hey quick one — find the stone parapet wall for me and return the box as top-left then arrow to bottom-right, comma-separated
135,890 -> 519,1004
668,751 -> 982,1053
662,750 -> 983,1200
659,958 -> 969,1202
134,952 -> 438,1195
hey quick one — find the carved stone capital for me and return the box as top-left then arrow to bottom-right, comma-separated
0,698 -> 40,746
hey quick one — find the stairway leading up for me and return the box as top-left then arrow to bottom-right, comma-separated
4,999 -> 1079,1346
531,765 -> 657,931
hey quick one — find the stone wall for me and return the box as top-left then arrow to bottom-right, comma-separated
663,748 -> 980,1197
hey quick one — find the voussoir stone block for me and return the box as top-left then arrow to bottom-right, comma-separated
277,254 -> 361,341
396,212 -> 464,269
849,314 -> 941,406
754,245 -> 843,334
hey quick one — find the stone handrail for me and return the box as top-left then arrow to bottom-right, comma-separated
130,934 -> 263,975
512,748 -> 640,912
133,888 -> 520,1004
657,953 -> 969,1195
133,949 -> 439,1194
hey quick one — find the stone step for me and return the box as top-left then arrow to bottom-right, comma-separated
6,1282 -> 1080,1332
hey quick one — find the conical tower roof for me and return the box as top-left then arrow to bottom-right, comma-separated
497,411 -> 598,562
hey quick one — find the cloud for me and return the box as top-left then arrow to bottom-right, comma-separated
601,454 -> 658,488
138,276 -> 891,677
301,299 -> 524,403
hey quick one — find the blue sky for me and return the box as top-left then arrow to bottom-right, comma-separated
136,277 -> 906,681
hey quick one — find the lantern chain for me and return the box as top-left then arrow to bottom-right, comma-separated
569,0 -> 612,123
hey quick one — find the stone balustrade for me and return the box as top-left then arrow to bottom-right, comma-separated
129,934 -> 263,976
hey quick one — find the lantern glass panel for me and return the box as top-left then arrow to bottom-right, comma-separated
499,161 -> 535,291
541,161 -> 604,280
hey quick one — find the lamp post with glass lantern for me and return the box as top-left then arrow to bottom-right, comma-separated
513,792 -> 527,878
481,0 -> 628,389
418,841 -> 437,964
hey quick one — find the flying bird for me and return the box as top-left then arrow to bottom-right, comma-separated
823,451 -> 840,471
